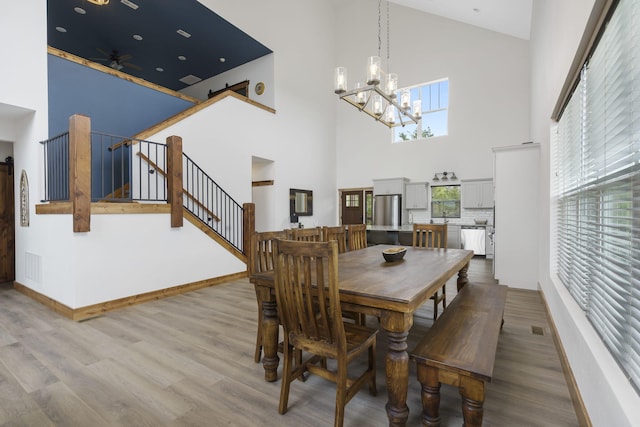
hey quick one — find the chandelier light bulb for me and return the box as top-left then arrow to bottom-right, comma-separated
386,73 -> 398,98
355,82 -> 367,105
400,89 -> 410,110
413,99 -> 422,118
367,56 -> 381,85
373,94 -> 383,116
334,67 -> 347,94
386,105 -> 396,124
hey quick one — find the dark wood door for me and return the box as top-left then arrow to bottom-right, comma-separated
0,163 -> 14,282
341,190 -> 364,225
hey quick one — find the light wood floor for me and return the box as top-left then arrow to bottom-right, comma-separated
0,257 -> 579,426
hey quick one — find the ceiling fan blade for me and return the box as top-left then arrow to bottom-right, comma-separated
119,54 -> 133,61
123,62 -> 142,71
96,47 -> 110,57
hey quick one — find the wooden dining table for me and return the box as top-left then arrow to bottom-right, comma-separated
251,244 -> 474,427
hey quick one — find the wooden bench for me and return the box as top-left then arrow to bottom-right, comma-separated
410,283 -> 508,427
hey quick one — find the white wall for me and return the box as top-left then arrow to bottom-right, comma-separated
335,1 -> 530,190
180,53 -> 275,108
530,0 -> 640,425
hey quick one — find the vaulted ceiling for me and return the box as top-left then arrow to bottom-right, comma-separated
47,0 -> 531,93
47,0 -> 272,92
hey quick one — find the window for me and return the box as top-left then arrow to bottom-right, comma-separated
393,79 -> 449,143
430,185 -> 460,218
554,0 -> 640,391
345,194 -> 360,208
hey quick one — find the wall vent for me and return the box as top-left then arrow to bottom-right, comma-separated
531,325 -> 545,336
25,252 -> 42,283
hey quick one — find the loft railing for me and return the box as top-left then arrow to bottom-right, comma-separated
39,115 -> 247,253
41,131 -> 70,201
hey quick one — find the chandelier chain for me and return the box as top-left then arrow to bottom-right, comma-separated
377,0 -> 382,57
386,0 -> 390,71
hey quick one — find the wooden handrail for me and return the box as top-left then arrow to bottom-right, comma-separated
136,152 -> 221,223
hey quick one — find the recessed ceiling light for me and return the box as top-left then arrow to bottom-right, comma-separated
133,34 -> 143,41
219,57 -> 226,63
121,0 -> 139,10
178,55 -> 187,61
56,26 -> 67,33
74,7 -> 86,14
156,67 -> 164,72
176,29 -> 191,38
473,8 -> 480,12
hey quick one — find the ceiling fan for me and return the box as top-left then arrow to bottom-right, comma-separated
90,48 -> 142,71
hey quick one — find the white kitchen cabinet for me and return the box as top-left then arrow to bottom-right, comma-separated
461,179 -> 494,208
405,182 -> 428,209
373,178 -> 408,195
447,225 -> 461,249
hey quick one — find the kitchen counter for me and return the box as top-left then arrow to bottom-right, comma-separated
367,223 -> 492,231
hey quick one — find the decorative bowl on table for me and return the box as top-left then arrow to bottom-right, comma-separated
474,219 -> 488,225
382,247 -> 407,262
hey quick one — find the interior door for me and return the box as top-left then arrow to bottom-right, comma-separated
341,189 -> 370,225
0,162 -> 15,282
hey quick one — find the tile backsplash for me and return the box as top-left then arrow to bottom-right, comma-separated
409,207 -> 493,225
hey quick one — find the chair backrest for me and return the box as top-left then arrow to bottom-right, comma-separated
323,225 -> 348,253
413,224 -> 448,248
291,227 -> 323,242
348,224 -> 368,251
250,230 -> 289,275
274,240 -> 345,352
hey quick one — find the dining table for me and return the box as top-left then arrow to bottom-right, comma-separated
251,244 -> 474,427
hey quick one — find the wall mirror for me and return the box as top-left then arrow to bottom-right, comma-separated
290,188 -> 313,216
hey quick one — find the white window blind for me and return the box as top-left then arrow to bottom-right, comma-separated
555,0 -> 640,390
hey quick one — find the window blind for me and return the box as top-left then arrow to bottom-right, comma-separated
555,0 -> 640,390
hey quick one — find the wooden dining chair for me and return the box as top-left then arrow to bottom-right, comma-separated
273,239 -> 378,427
323,225 -> 348,253
248,230 -> 289,363
413,223 -> 448,320
291,226 -> 323,242
348,224 -> 367,251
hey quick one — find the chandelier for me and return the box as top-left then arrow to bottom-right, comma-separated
334,0 -> 419,128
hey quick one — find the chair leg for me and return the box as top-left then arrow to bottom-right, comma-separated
279,343 -> 293,415
254,303 -> 263,363
368,340 -> 377,396
441,283 -> 447,310
432,291 -> 439,321
334,360 -> 348,427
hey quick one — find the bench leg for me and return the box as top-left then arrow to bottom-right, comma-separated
459,376 -> 484,427
417,365 -> 441,427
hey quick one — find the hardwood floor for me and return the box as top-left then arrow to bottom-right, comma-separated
0,257 -> 579,426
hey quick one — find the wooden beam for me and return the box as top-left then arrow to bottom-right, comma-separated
69,114 -> 91,232
252,180 -> 274,187
243,202 -> 255,263
166,135 -> 183,228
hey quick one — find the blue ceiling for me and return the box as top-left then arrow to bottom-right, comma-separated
47,0 -> 272,92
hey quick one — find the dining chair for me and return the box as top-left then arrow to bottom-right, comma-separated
291,226 -> 323,242
273,239 -> 378,427
322,225 -> 348,253
413,223 -> 448,320
348,224 -> 367,251
248,230 -> 289,363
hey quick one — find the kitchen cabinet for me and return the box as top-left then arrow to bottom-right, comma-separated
405,182 -> 428,209
447,225 -> 461,249
461,179 -> 494,208
373,178 -> 408,196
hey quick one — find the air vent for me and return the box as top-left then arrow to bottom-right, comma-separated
121,0 -> 139,10
531,325 -> 545,336
179,74 -> 202,85
177,29 -> 191,38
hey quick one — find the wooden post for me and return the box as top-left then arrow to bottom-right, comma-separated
166,136 -> 183,228
69,114 -> 91,233
243,202 -> 255,270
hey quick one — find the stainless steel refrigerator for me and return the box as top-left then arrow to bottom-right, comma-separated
373,195 -> 402,226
